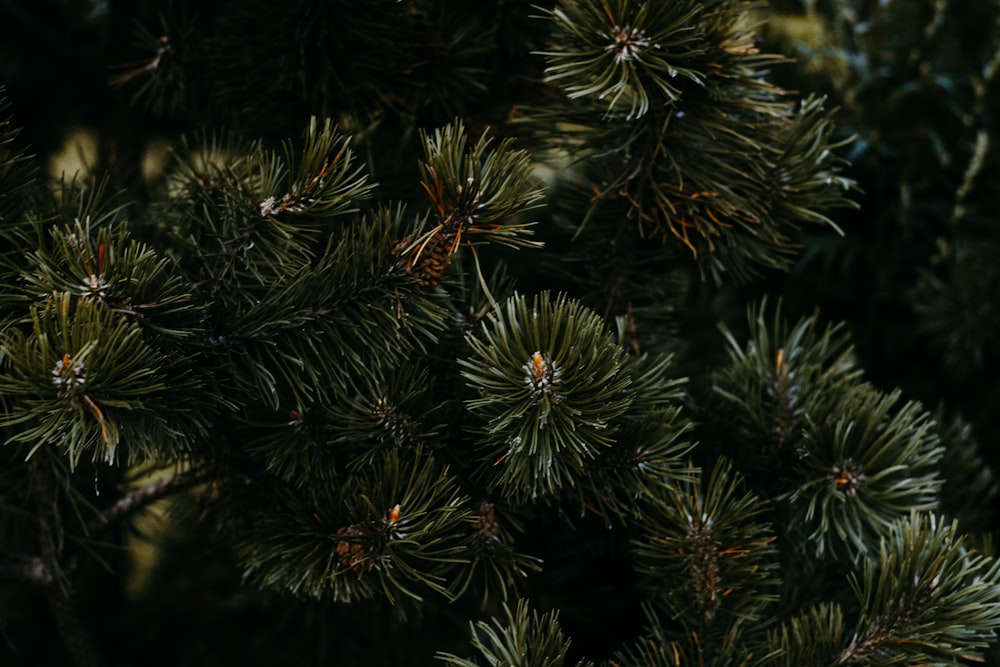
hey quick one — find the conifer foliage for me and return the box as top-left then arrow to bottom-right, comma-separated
1,1 -> 999,666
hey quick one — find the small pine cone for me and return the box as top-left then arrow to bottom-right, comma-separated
374,398 -> 418,447
471,500 -> 501,540
390,234 -> 415,260
335,525 -> 372,573
392,232 -> 454,286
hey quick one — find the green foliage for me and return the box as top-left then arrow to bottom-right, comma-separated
259,116 -> 376,220
712,299 -> 862,477
783,388 -> 943,561
145,117 -> 449,410
530,0 -> 857,283
417,119 -> 544,245
632,460 -> 780,652
2,2 -> 999,666
912,238 -> 1000,377
711,302 -> 946,569
164,117 -> 374,289
763,602 -> 848,667
349,363 -> 446,456
769,514 -> 1000,665
759,0 -> 1000,461
539,0 -> 709,120
0,293 -> 204,467
204,202 -> 446,408
848,514 -> 1000,663
437,599 -> 594,667
23,215 -> 199,340
396,119 -> 545,295
575,406 -> 695,523
235,449 -> 470,604
613,605 -> 769,667
448,498 -> 543,604
460,292 -> 634,501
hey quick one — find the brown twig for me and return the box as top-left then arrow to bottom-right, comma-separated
85,464 -> 213,537
0,556 -> 56,587
30,449 -> 104,667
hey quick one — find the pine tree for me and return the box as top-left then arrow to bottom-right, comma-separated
1,1 -> 999,666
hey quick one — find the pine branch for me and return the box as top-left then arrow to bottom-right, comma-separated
85,464 -> 213,537
0,555 -> 56,587
0,293 -> 203,468
29,449 -> 104,667
632,459 -> 779,653
45,589 -> 103,667
769,514 -> 1000,665
842,513 -> 1000,664
210,204 -> 448,409
459,291 -> 634,501
712,298 -> 862,478
784,388 -> 943,562
437,599 -> 594,667
234,449 -> 471,603
530,1 -> 857,282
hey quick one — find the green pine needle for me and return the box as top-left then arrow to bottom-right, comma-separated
539,0 -> 709,120
235,449 -> 470,604
459,291 -> 633,501
784,388 -> 943,562
632,459 -> 780,638
712,299 -> 863,485
0,293 -> 204,467
436,599 -> 593,667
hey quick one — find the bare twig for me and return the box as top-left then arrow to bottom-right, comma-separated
86,464 -> 213,537
0,555 -> 56,587
30,448 -> 104,667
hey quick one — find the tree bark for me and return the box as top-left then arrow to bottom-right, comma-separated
29,449 -> 104,667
